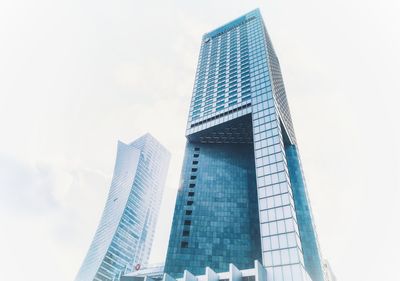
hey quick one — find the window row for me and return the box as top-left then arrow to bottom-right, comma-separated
261,218 -> 298,237
252,105 -> 276,121
260,205 -> 295,224
263,247 -> 303,268
262,232 -> 298,251
258,182 -> 292,199
190,103 -> 252,127
254,131 -> 280,151
259,192 -> 292,211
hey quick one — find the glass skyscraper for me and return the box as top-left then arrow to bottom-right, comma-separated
164,9 -> 324,281
75,134 -> 170,281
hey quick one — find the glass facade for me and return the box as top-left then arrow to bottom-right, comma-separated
165,137 -> 261,276
165,9 -> 324,281
75,134 -> 170,281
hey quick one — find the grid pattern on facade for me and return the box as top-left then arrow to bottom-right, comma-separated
263,27 -> 296,145
165,9 -> 324,281
188,14 -> 255,123
165,141 -> 261,277
243,12 -> 309,281
76,134 -> 170,281
285,145 -> 324,281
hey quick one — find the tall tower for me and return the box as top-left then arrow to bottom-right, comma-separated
322,260 -> 337,281
75,134 -> 170,281
164,9 -> 324,281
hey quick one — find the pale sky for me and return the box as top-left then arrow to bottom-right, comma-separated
0,1 -> 399,281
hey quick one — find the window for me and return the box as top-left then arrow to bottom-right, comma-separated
182,230 -> 190,237
287,232 -> 297,247
242,80 -> 251,87
184,220 -> 191,225
193,161 -> 198,165
185,210 -> 193,215
189,183 -> 195,188
193,154 -> 199,158
188,192 -> 195,197
242,277 -> 255,281
191,168 -> 198,172
190,176 -> 196,180
181,241 -> 189,248
187,201 -> 194,206
194,147 -> 200,151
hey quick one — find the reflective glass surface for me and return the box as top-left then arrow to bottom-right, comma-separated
165,140 -> 261,277
165,9 -> 324,281
75,134 -> 170,281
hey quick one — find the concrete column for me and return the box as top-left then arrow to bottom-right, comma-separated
183,270 -> 197,281
229,263 -> 242,281
254,260 -> 267,281
206,267 -> 219,281
162,273 -> 176,281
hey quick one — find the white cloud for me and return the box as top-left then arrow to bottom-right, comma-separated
0,155 -> 60,214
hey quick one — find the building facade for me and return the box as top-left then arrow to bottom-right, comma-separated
322,260 -> 336,281
122,263 -> 165,281
164,9 -> 324,281
75,134 -> 170,281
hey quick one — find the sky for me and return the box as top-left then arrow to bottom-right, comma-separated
0,1 -> 399,280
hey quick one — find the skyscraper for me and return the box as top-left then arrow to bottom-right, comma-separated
75,134 -> 170,281
322,260 -> 337,281
164,9 -> 324,281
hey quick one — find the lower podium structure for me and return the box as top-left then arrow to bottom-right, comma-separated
122,264 -> 165,281
122,261 -> 274,281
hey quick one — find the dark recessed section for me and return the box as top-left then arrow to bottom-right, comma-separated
181,241 -> 189,248
190,176 -> 196,180
184,220 -> 191,225
191,168 -> 198,172
189,183 -> 195,188
185,210 -> 193,215
188,113 -> 253,144
190,103 -> 252,128
194,147 -> 200,151
187,201 -> 194,206
188,192 -> 195,197
193,161 -> 199,165
280,118 -> 293,146
182,230 -> 190,236
194,154 -> 199,158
